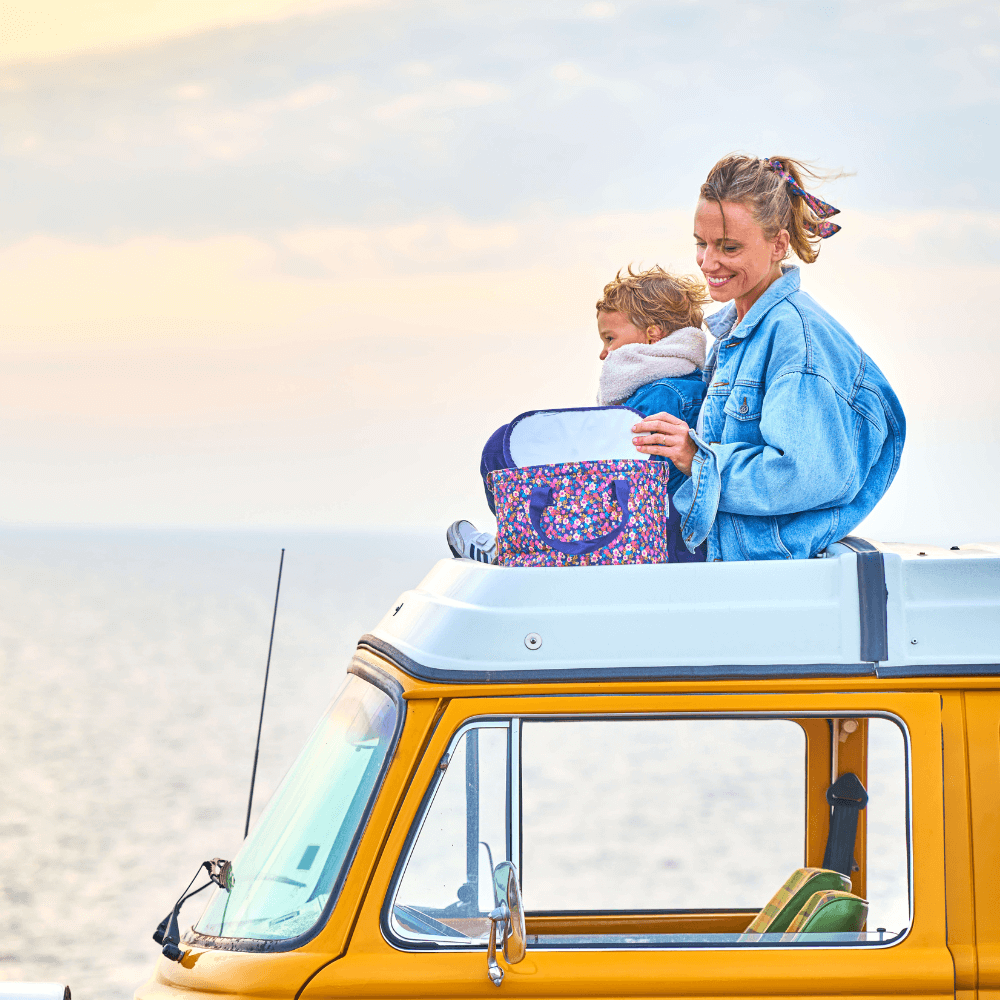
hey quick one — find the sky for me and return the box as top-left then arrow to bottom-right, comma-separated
0,0 -> 998,542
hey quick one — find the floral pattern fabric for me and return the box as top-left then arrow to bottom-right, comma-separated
492,459 -> 669,567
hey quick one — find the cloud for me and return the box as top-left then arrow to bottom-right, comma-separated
0,233 -> 338,343
3,208 -> 997,344
0,1 -> 996,532
281,217 -> 520,274
172,82 -> 209,101
0,0 -> 383,66
283,81 -> 341,109
167,77 -> 352,162
548,60 -> 643,103
1,0 -> 997,243
370,79 -> 508,122
0,208 -> 996,534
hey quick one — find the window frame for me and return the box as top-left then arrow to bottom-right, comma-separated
381,709 -> 913,953
382,718 -> 516,951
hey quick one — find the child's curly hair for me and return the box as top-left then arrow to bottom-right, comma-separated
596,265 -> 709,337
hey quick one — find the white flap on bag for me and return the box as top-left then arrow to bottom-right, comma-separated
506,407 -> 649,468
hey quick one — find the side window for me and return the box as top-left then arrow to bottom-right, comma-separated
386,713 -> 911,950
390,724 -> 510,944
865,717 -> 910,936
521,718 -> 804,910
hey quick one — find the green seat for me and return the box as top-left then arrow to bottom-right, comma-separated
743,867 -> 852,936
782,888 -> 869,938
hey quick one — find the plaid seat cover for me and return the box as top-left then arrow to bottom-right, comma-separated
782,889 -> 869,938
744,867 -> 852,934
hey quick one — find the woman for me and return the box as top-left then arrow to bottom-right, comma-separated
633,154 -> 905,561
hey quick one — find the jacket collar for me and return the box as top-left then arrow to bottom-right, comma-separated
704,265 -> 800,342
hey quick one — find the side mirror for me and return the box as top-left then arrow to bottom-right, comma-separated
486,861 -> 526,986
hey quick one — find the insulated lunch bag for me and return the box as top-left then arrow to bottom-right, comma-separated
490,406 -> 670,567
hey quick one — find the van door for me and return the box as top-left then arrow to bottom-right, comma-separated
301,691 -> 952,1000
965,691 -> 1000,1000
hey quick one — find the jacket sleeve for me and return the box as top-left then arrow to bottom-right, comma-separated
672,370 -> 867,548
626,382 -> 687,420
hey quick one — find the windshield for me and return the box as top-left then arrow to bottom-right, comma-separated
195,672 -> 398,942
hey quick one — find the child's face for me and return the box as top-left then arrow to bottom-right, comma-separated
597,310 -> 650,361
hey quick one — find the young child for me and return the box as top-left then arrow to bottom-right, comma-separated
449,265 -> 710,564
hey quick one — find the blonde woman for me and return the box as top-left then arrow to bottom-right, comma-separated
633,154 -> 905,561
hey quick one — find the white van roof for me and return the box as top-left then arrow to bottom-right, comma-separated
361,538 -> 1000,682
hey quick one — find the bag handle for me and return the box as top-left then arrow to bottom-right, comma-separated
528,480 -> 631,556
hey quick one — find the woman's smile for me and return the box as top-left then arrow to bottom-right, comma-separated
693,198 -> 788,320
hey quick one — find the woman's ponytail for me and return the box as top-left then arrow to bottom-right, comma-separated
700,154 -> 847,264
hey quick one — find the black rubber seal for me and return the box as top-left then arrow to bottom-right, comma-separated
358,634 -> 876,684
876,663 -> 1000,678
837,536 -> 889,663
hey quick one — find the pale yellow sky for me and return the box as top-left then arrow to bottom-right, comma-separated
0,0 -> 371,64
0,208 -> 992,541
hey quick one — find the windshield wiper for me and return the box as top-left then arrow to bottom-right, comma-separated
153,858 -> 232,962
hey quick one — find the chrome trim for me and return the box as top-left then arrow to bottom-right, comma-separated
509,718 -> 521,878
486,862 -> 526,985
486,901 -> 508,985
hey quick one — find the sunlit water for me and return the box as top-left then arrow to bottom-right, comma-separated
0,528 -> 441,999
0,529 -> 908,999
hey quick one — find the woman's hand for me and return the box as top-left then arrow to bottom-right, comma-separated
632,413 -> 698,476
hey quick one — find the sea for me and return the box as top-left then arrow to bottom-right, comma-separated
0,528 -> 442,999
0,528 -> 908,1000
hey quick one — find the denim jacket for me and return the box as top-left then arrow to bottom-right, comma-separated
625,372 -> 706,494
671,267 -> 906,561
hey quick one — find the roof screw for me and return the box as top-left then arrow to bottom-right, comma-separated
524,632 -> 542,650
910,639 -> 918,645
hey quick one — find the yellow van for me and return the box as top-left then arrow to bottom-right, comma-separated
137,537 -> 1000,1000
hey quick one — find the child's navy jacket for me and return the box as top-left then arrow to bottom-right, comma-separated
625,371 -> 706,494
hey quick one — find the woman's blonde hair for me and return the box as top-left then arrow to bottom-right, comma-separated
700,154 -> 846,264
596,265 -> 709,335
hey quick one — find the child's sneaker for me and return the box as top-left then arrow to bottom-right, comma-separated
446,520 -> 497,564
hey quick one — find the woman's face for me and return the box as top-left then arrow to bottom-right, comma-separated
597,310 -> 650,361
694,199 -> 787,313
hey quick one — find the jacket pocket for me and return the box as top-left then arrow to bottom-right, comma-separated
723,384 -> 763,422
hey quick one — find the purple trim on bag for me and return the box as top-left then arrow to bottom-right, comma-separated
501,405 -> 645,468
528,479 -> 631,555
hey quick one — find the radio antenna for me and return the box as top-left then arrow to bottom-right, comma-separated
244,548 -> 285,839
